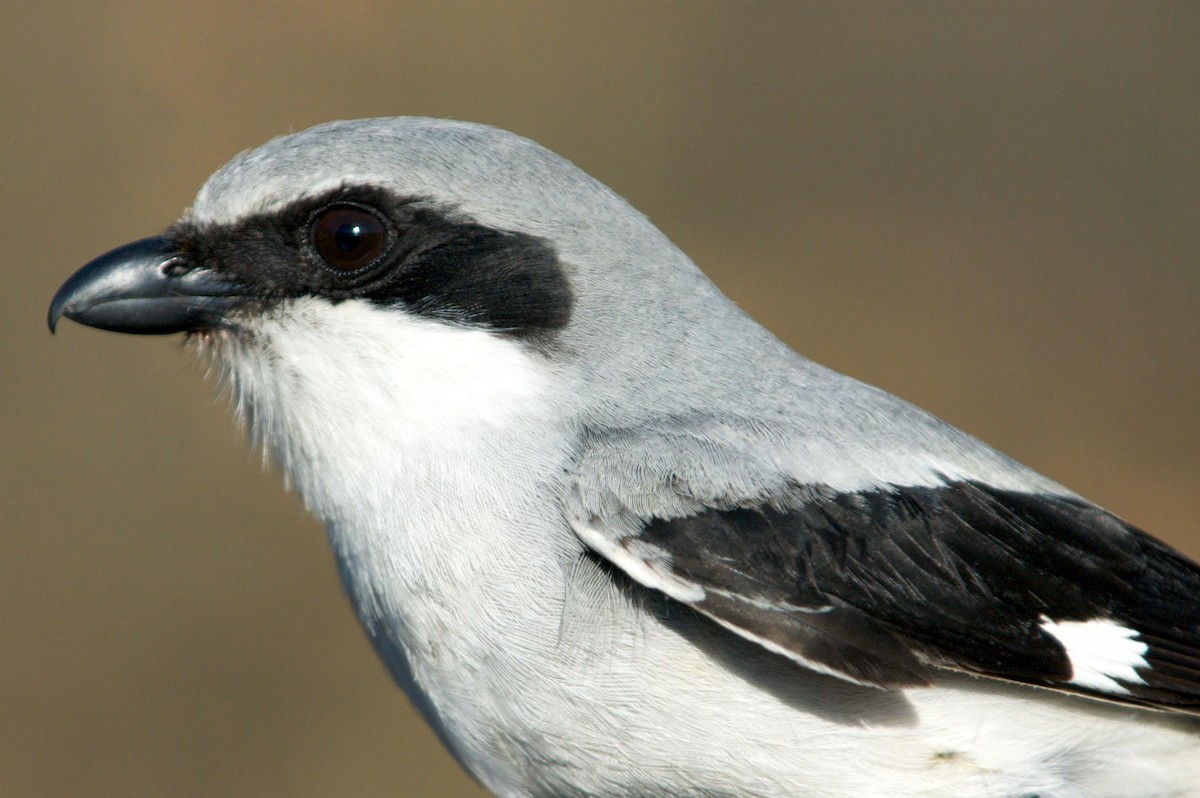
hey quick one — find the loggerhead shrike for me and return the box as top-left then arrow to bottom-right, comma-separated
49,118 -> 1199,797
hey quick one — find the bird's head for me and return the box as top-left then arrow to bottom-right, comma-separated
50,118 -> 789,441
49,118 -> 796,510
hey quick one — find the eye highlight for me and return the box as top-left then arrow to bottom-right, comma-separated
309,203 -> 393,273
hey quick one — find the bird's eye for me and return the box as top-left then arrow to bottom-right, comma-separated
309,204 -> 392,273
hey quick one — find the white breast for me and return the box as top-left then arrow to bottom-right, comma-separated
201,298 -> 1200,798
204,298 -> 585,785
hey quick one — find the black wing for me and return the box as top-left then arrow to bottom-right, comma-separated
576,479 -> 1200,712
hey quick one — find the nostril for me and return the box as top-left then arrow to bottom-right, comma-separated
162,257 -> 192,278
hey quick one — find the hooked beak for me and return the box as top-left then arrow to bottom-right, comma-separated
48,236 -> 246,335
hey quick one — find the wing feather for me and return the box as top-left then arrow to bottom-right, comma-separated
570,469 -> 1200,713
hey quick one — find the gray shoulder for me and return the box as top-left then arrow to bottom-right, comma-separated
567,379 -> 1068,533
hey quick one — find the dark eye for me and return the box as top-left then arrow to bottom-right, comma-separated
309,204 -> 392,273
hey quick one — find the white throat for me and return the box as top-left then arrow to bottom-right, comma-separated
200,298 -> 580,787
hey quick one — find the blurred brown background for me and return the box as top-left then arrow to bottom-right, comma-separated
3,3 -> 1198,797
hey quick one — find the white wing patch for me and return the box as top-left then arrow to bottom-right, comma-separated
1039,615 -> 1149,695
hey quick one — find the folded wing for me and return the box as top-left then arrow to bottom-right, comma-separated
569,422 -> 1200,712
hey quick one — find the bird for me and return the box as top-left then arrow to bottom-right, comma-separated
49,117 -> 1200,798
